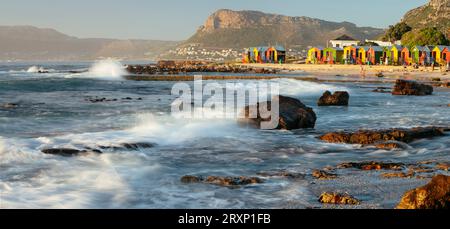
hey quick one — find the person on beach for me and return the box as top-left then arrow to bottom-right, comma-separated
360,64 -> 366,77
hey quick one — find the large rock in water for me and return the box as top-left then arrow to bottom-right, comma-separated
392,79 -> 433,96
397,175 -> 450,209
319,126 -> 445,145
317,91 -> 349,106
239,95 -> 316,130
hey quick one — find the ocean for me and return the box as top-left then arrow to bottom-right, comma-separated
1,61 -> 449,208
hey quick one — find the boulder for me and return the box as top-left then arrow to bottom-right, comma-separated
239,95 -> 316,130
392,79 -> 433,96
317,91 -> 349,106
318,192 -> 360,205
319,126 -> 445,145
397,175 -> 450,209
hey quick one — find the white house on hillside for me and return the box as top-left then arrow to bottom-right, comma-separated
329,35 -> 359,48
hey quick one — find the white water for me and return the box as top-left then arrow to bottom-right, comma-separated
86,59 -> 127,79
27,66 -> 47,73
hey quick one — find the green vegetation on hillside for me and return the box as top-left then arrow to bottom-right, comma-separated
401,27 -> 449,47
381,22 -> 412,42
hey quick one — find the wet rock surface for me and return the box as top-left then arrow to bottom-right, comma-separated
317,91 -> 349,106
180,175 -> 263,187
1,103 -> 19,109
98,142 -> 155,151
126,60 -> 277,75
337,161 -> 404,171
397,175 -> 450,209
319,126 -> 446,145
375,141 -> 409,150
312,170 -> 337,180
42,148 -> 102,157
392,79 -> 433,96
257,170 -> 306,179
239,95 -> 316,130
85,96 -> 142,103
318,192 -> 360,205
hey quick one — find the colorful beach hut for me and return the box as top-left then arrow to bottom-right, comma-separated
358,46 -> 370,64
443,47 -> 450,64
322,47 -> 343,64
432,46 -> 450,65
390,45 -> 402,65
410,46 -> 431,65
381,46 -> 392,65
307,46 -> 324,64
400,47 -> 412,65
343,46 -> 359,64
265,46 -> 286,63
367,47 -> 383,65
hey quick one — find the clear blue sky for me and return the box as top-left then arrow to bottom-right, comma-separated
0,0 -> 427,40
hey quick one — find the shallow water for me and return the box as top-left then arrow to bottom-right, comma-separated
0,62 -> 449,209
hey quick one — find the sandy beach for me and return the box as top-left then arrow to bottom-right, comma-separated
240,63 -> 450,81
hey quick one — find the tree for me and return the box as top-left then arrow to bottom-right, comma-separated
382,22 -> 412,42
401,27 -> 450,47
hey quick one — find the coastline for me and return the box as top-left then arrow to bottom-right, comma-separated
239,63 -> 450,81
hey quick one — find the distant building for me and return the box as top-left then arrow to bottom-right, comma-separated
329,35 -> 359,48
364,39 -> 402,47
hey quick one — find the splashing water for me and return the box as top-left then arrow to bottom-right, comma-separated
27,66 -> 47,73
87,59 -> 127,79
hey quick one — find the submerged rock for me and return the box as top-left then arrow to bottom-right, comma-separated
1,103 -> 18,109
312,169 -> 337,180
239,95 -> 316,130
180,175 -> 263,187
375,141 -> 409,150
436,163 -> 450,171
98,142 -> 155,151
397,175 -> 450,209
317,91 -> 349,106
392,79 -> 433,96
318,192 -> 360,205
337,161 -> 404,171
41,148 -> 102,157
257,171 -> 305,179
319,126 -> 445,145
381,171 -> 415,179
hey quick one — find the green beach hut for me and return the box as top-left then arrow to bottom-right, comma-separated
322,47 -> 344,64
381,46 -> 392,65
410,46 -> 431,65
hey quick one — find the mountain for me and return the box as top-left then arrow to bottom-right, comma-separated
0,26 -> 179,61
184,9 -> 385,49
401,0 -> 449,36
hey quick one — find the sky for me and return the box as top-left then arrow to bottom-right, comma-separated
0,0 -> 428,41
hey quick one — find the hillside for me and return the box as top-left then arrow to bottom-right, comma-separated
0,26 -> 179,61
185,9 -> 385,49
401,0 -> 450,36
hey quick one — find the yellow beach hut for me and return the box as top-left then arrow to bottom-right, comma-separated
343,46 -> 359,64
358,46 -> 369,64
390,45 -> 402,65
432,46 -> 449,65
322,47 -> 344,64
307,46 -> 324,64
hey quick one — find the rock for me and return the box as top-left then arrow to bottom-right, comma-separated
317,91 -> 349,106
318,192 -> 360,205
257,171 -> 305,179
392,79 -> 433,96
381,171 -> 415,179
312,169 -> 337,180
98,142 -> 155,151
376,72 -> 384,78
432,77 -> 441,82
375,141 -> 408,150
41,148 -> 101,157
319,126 -> 445,145
436,163 -> 450,171
372,88 -> 391,93
239,95 -> 316,130
397,175 -> 450,209
337,161 -> 404,171
180,175 -> 263,187
2,103 -> 18,109
408,165 -> 435,174
442,82 -> 450,88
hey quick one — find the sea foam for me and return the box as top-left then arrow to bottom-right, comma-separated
87,59 -> 127,79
